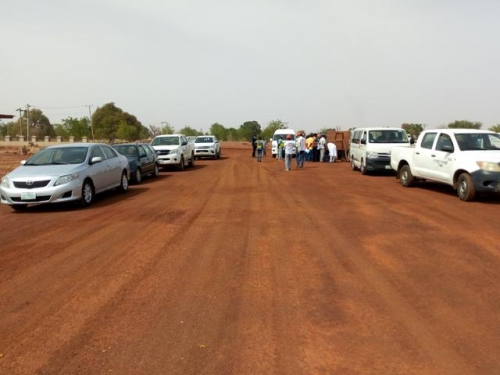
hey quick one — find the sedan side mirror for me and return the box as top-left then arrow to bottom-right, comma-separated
90,156 -> 103,164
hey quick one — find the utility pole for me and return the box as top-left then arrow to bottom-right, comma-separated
16,108 -> 23,136
26,104 -> 30,139
86,104 -> 95,141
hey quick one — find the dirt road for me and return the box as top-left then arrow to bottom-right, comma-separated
1,145 -> 499,375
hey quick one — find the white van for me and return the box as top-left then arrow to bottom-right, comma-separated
271,129 -> 296,157
350,127 -> 409,175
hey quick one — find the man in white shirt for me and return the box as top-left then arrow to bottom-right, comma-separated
295,131 -> 306,168
318,134 -> 327,162
327,142 -> 337,162
284,135 -> 295,171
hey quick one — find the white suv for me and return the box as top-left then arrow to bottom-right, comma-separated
150,134 -> 195,170
193,135 -> 221,160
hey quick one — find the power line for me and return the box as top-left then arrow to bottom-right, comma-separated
30,104 -> 89,110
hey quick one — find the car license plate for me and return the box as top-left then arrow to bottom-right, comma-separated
21,191 -> 36,200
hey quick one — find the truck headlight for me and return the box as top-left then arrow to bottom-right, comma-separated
367,152 -> 379,158
476,161 -> 500,172
169,149 -> 179,155
55,174 -> 79,186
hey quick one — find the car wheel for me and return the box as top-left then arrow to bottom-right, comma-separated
351,158 -> 357,171
360,160 -> 367,175
11,204 -> 28,211
177,156 -> 185,171
218,150 -> 221,159
80,179 -> 95,207
134,168 -> 142,184
189,153 -> 195,167
400,165 -> 414,187
118,171 -> 129,193
457,173 -> 476,201
153,164 -> 160,178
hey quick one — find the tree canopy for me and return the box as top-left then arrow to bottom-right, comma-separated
238,121 -> 261,142
401,123 -> 425,138
261,119 -> 287,141
488,124 -> 500,133
92,102 -> 146,141
447,120 -> 482,129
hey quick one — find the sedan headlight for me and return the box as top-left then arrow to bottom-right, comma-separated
476,161 -> 500,172
1,176 -> 10,188
55,174 -> 79,186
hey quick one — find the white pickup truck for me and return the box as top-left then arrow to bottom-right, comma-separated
390,129 -> 500,201
150,134 -> 195,171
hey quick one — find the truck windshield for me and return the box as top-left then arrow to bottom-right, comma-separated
455,133 -> 500,151
151,137 -> 180,146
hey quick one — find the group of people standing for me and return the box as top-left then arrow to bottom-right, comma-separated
253,132 -> 338,171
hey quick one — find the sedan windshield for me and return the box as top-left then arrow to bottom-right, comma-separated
24,147 -> 88,165
113,145 -> 138,157
151,137 -> 180,146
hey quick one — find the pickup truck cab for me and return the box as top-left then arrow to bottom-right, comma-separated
390,129 -> 500,201
150,134 -> 195,171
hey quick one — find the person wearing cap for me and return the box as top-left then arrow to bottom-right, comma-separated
283,134 -> 295,171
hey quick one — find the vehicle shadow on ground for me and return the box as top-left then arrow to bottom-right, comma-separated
197,157 -> 227,161
411,181 -> 500,204
7,178 -> 166,213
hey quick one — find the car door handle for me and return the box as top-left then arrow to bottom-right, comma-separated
431,154 -> 436,157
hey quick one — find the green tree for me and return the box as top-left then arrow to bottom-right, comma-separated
54,124 -> 69,139
401,123 -> 425,138
116,120 -> 138,141
161,123 -> 175,134
209,123 -> 227,140
238,121 -> 261,142
0,121 -> 19,137
139,126 -> 151,140
262,119 -> 287,141
25,108 -> 55,138
447,120 -> 482,129
179,126 -> 203,136
61,117 -> 91,140
226,127 -> 239,141
92,102 -> 143,141
488,124 -> 500,133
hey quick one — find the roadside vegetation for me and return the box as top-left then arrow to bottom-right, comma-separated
1,102 -> 499,143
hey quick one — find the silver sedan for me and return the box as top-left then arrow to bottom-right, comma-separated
0,143 -> 130,210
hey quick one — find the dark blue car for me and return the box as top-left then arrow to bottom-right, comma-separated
112,143 -> 160,183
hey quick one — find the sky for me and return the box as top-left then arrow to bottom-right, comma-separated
1,0 -> 500,134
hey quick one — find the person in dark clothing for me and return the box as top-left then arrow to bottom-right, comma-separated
252,135 -> 257,157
